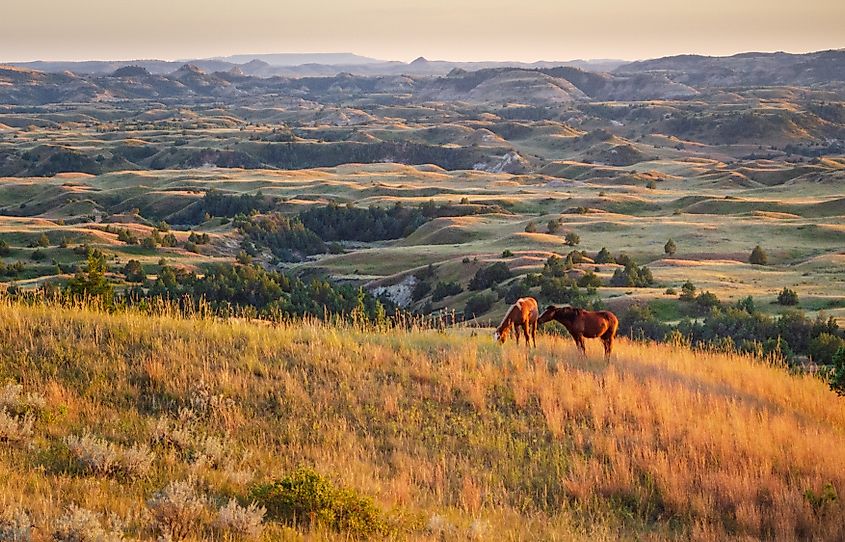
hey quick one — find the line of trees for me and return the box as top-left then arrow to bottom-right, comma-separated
58,254 -> 392,324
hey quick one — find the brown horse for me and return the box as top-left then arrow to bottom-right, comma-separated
537,305 -> 618,358
494,297 -> 539,347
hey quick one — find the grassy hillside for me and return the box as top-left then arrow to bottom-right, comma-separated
0,302 -> 843,540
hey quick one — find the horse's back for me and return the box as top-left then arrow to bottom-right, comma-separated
509,297 -> 538,325
517,297 -> 539,320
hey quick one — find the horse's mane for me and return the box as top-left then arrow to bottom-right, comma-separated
496,300 -> 521,332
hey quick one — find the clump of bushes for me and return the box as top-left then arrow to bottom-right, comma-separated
432,281 -> 463,302
777,287 -> 799,306
0,383 -> 43,445
148,479 -> 208,540
52,505 -> 126,542
0,409 -> 34,444
0,382 -> 46,418
577,271 -> 602,288
251,467 -> 387,537
411,280 -> 432,302
610,262 -> 654,287
468,262 -> 512,290
65,432 -> 155,479
0,508 -> 31,541
594,247 -> 613,264
464,293 -> 497,319
215,499 -> 266,539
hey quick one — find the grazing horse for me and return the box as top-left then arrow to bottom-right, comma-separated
494,297 -> 539,347
537,305 -> 619,358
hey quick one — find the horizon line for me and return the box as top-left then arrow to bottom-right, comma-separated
3,46 -> 844,67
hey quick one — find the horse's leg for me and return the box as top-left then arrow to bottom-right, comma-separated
602,320 -> 618,360
514,326 -> 519,345
576,335 -> 587,356
531,321 -> 537,348
522,323 -> 530,348
602,334 -> 612,359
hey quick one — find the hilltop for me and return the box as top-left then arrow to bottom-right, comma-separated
0,301 -> 842,540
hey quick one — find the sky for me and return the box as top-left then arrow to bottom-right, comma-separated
2,0 -> 843,63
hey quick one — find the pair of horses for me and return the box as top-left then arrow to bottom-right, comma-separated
493,297 -> 618,358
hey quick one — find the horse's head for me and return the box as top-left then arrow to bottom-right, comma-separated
493,328 -> 507,343
537,305 -> 560,325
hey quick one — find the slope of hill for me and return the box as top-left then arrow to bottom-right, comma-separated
617,49 -> 845,87
0,301 -> 842,540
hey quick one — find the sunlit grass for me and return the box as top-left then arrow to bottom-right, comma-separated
0,299 -> 842,540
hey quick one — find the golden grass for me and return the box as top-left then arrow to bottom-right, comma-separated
0,301 -> 842,540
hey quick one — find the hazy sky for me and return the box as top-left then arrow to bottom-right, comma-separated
2,0 -> 843,63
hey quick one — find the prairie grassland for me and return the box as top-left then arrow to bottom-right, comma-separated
0,301 -> 843,540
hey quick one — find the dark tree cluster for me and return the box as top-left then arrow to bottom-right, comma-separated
299,202 -> 427,242
146,263 -> 390,322
610,261 -> 654,288
202,189 -> 276,218
468,262 -> 513,291
619,291 -> 845,370
236,214 -> 326,262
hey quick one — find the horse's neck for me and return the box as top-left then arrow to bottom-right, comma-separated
556,315 -> 576,331
497,305 -> 517,332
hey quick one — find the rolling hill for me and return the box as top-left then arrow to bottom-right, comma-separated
0,300 -> 842,540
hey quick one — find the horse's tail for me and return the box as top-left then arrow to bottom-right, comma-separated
603,313 -> 619,340
601,313 -> 619,357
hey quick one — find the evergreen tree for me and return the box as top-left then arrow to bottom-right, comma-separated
749,245 -> 768,265
66,253 -> 113,304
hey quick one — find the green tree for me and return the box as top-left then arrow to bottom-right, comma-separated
411,280 -> 432,302
431,281 -> 463,302
564,232 -> 581,246
664,238 -> 677,256
577,271 -> 603,288
37,233 -> 50,247
777,288 -> 799,306
828,347 -> 845,396
65,253 -> 113,304
123,259 -> 145,283
468,263 -> 512,291
749,245 -> 768,265
594,247 -> 613,264
610,263 -> 654,288
117,229 -> 137,245
809,333 -> 845,364
736,296 -> 756,314
679,280 -> 697,301
542,255 -> 568,278
464,293 -> 496,319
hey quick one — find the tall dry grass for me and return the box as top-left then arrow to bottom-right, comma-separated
0,299 -> 841,540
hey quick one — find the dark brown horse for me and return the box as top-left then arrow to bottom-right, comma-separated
494,297 -> 539,347
537,305 -> 619,358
